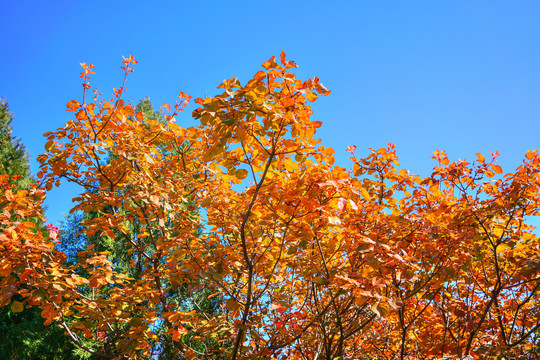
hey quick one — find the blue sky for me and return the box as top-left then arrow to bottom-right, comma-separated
2,1 -> 540,225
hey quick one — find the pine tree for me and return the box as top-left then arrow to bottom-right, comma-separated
0,99 -> 32,189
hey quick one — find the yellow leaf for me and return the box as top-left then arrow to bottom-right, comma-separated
360,187 -> 371,201
497,244 -> 511,255
493,228 -> 504,238
306,92 -> 318,102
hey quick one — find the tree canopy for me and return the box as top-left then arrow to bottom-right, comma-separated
1,54 -> 539,359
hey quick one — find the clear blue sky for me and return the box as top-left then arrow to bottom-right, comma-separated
2,1 -> 540,225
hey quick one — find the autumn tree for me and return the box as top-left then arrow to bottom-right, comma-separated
0,54 -> 539,360
55,97 -> 227,358
0,99 -> 84,359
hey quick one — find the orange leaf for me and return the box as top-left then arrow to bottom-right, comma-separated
492,164 -> 503,174
10,300 -> 23,313
225,298 -> 239,311
66,100 -> 80,111
281,96 -> 295,108
254,71 -> 266,82
476,153 -> 485,164
525,150 -> 537,160
172,327 -> 188,341
280,51 -> 286,65
45,141 -> 55,152
262,56 -> 277,70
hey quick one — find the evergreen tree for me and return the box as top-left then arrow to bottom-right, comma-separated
0,99 -> 32,189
